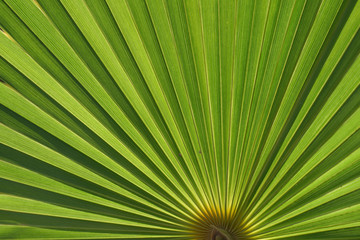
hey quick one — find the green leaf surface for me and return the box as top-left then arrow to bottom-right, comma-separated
0,0 -> 359,239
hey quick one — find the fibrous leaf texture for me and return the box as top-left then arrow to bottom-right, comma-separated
0,0 -> 359,239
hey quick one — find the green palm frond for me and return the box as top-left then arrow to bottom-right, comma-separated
0,0 -> 359,239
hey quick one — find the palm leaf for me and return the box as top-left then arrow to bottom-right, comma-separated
0,0 -> 359,239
